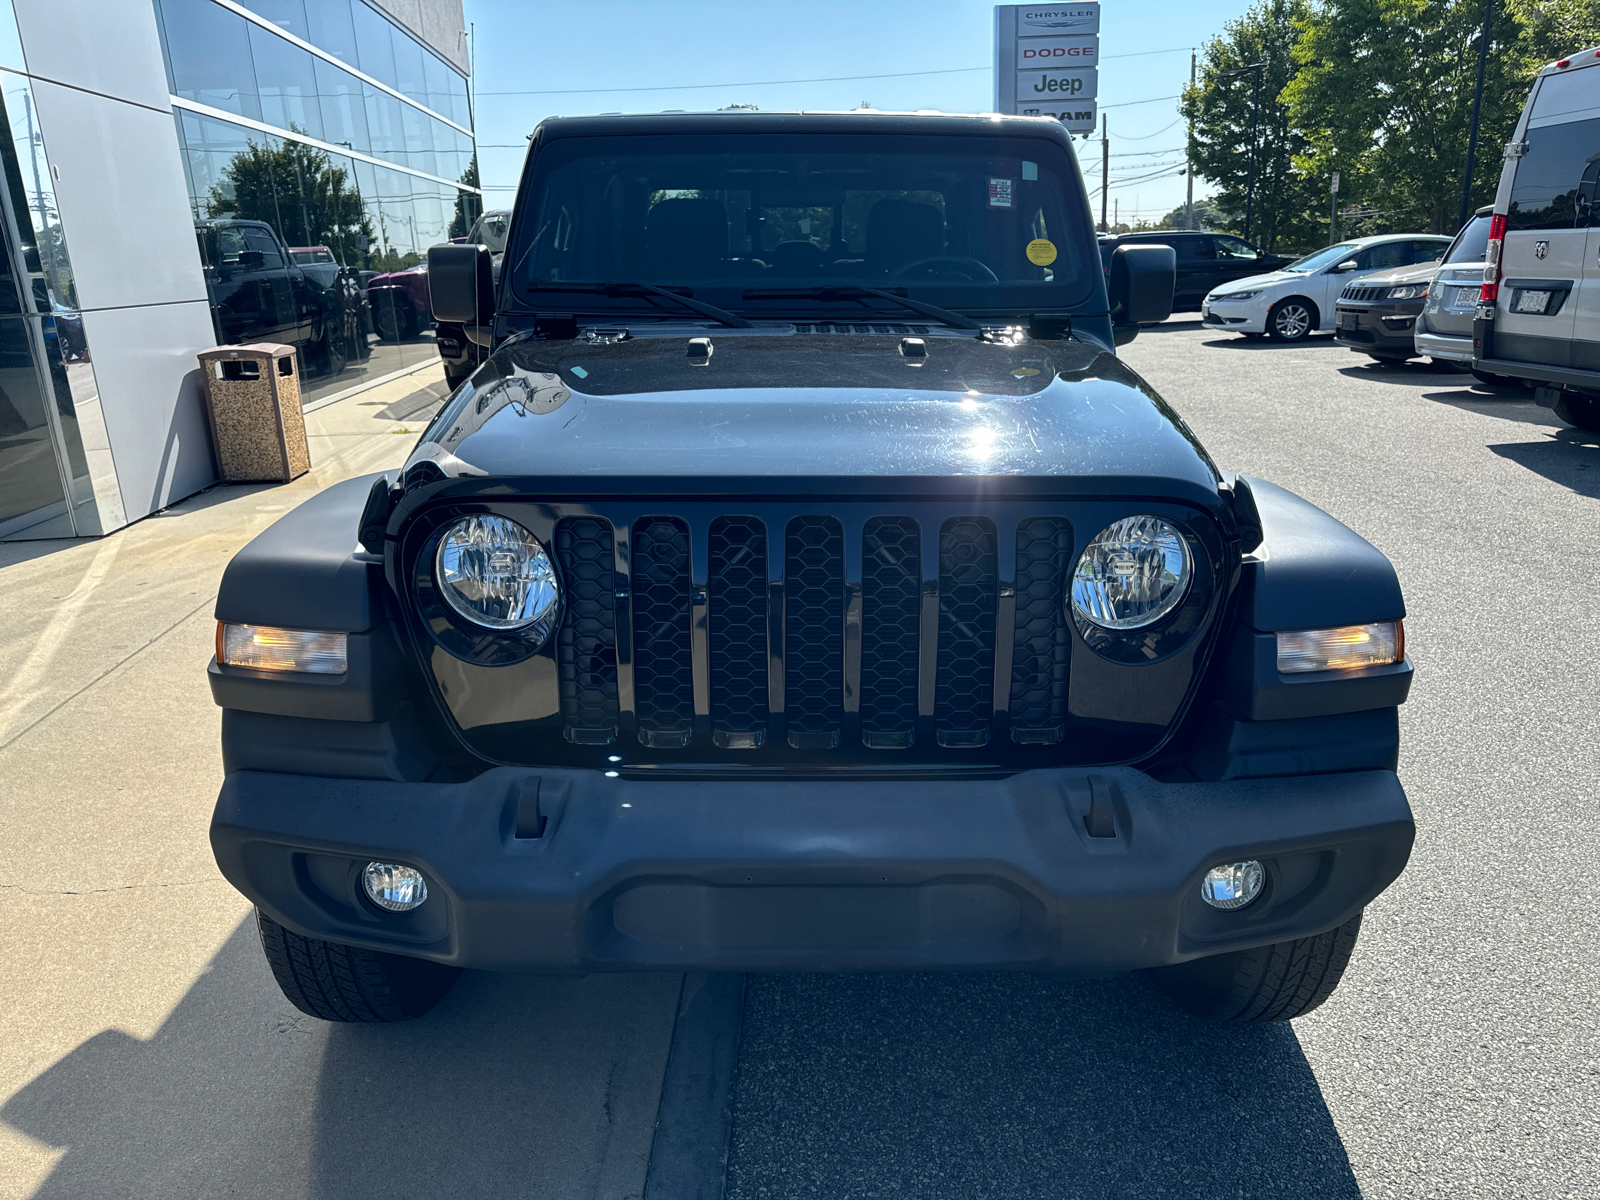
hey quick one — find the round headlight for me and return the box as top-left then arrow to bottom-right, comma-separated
1070,515 -> 1192,631
435,514 -> 560,635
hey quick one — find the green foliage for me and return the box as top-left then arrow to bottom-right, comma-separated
206,134 -> 374,266
450,154 -> 481,239
1505,0 -> 1600,68
1160,198 -> 1232,230
1284,0 -> 1526,234
1182,0 -> 1327,253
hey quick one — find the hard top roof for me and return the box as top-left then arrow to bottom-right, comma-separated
528,109 -> 1077,144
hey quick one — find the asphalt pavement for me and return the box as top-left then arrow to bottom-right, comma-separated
723,322 -> 1600,1200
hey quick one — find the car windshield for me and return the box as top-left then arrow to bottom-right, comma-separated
471,211 -> 511,255
507,130 -> 1095,316
1285,243 -> 1360,273
1444,215 -> 1492,264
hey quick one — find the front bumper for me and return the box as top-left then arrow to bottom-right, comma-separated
1201,298 -> 1268,334
1335,302 -> 1423,353
211,765 -> 1414,974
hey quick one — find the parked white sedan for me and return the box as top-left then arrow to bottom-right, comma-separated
1201,234 -> 1450,342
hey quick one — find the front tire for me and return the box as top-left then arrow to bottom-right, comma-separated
1553,391 -> 1600,431
1150,911 -> 1363,1022
256,910 -> 459,1023
1267,298 -> 1317,342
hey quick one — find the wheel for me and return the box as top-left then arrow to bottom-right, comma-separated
1553,391 -> 1600,431
318,329 -> 348,377
1471,369 -> 1527,391
1149,911 -> 1363,1022
373,297 -> 414,341
255,909 -> 459,1023
1266,298 -> 1316,341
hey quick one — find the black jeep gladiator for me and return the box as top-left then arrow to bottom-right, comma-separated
208,111 -> 1413,1024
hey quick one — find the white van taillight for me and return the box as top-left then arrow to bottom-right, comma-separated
1481,213 -> 1508,304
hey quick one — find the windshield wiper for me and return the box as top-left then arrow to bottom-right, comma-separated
741,285 -> 981,331
528,281 -> 752,328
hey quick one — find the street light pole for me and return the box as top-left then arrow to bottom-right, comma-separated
1457,0 -> 1493,230
1186,50 -> 1195,230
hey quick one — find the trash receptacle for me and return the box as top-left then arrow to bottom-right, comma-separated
197,343 -> 310,483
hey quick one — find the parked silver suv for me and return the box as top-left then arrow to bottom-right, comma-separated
1412,206 -> 1495,378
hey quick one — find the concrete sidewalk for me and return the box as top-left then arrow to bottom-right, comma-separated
0,367 -> 678,1200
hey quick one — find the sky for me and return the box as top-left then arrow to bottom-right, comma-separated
461,0 -> 1258,226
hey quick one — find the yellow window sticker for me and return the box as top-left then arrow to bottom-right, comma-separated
1026,238 -> 1058,266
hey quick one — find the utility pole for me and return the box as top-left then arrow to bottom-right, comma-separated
1457,0 -> 1493,230
1099,114 -> 1109,232
1186,50 -> 1195,230
1330,167 -> 1339,244
1114,198 -> 1119,229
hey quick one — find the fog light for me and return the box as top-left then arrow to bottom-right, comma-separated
1201,860 -> 1264,910
362,862 -> 428,912
217,622 -> 347,674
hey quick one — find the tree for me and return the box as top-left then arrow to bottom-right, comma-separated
450,154 -> 482,239
1160,198 -> 1231,230
1182,0 -> 1326,253
1506,0 -> 1600,72
1284,0 -> 1527,235
207,135 -> 374,266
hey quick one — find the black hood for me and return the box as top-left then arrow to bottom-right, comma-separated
405,329 -> 1220,500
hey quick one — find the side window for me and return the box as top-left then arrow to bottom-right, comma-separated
1180,237 -> 1216,260
1508,116 -> 1600,231
1409,241 -> 1445,264
1214,236 -> 1258,261
216,227 -> 247,266
242,227 -> 284,269
1358,241 -> 1408,270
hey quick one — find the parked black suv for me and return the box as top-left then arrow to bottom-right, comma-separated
208,112 -> 1413,1026
195,220 -> 368,376
1100,230 -> 1290,311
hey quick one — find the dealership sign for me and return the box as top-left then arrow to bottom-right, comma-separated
994,4 -> 1100,132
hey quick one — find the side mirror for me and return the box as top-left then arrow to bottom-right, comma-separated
1332,259 -> 1360,273
239,250 -> 265,271
1107,243 -> 1176,344
428,243 -> 495,346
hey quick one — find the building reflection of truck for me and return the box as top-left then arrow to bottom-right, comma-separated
194,220 -> 370,375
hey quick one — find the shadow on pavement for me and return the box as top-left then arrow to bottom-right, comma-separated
1200,334 -> 1342,351
726,972 -> 1361,1200
1422,389 -> 1565,427
2,918 -> 675,1200
1489,428 -> 1600,499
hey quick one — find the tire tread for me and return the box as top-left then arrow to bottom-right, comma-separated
256,910 -> 457,1023
1153,911 -> 1363,1023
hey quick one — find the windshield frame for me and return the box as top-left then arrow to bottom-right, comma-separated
500,122 -> 1102,322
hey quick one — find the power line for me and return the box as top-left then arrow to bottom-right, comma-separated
476,48 -> 1195,98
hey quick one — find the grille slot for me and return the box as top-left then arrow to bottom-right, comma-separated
860,516 -> 921,748
935,517 -> 998,747
555,517 -> 619,744
793,323 -> 931,335
784,516 -> 845,748
708,516 -> 769,748
631,516 -> 695,747
1009,517 -> 1073,744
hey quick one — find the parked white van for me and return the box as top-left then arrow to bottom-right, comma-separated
1474,48 -> 1600,430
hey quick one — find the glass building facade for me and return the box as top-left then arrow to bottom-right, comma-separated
157,0 -> 479,405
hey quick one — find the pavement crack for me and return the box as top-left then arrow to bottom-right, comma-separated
0,878 -> 218,897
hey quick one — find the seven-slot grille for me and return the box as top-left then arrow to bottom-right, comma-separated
551,510 -> 1077,754
1340,285 -> 1385,302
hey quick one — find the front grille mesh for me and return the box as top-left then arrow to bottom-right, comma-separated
934,517 -> 998,747
552,509 -> 1086,754
784,516 -> 845,748
708,516 -> 769,746
860,516 -> 921,748
554,518 -> 619,744
1009,517 -> 1073,744
631,517 -> 694,746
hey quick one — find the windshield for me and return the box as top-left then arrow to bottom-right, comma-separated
1444,214 -> 1492,264
1285,243 -> 1359,273
507,131 -> 1094,316
471,211 -> 511,255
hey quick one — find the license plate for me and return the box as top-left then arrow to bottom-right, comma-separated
1338,312 -> 1359,330
1454,286 -> 1479,307
1512,289 -> 1553,314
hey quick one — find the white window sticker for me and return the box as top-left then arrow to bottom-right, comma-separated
989,178 -> 1015,208
1022,161 -> 1039,181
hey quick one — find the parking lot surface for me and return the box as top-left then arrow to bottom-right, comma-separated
3,324 -> 1596,1200
723,323 -> 1600,1200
